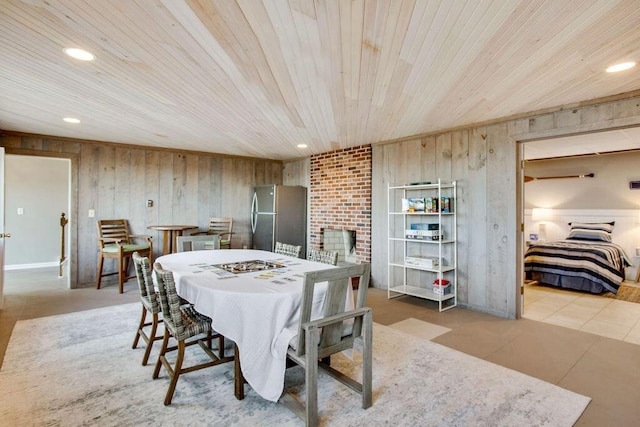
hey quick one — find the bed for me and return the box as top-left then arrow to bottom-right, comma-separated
524,222 -> 632,294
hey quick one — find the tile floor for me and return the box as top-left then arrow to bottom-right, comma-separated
2,268 -> 640,426
523,281 -> 640,344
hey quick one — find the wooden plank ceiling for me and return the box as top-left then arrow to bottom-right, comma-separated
0,0 -> 639,160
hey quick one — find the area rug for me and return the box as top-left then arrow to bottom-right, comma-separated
388,317 -> 452,341
605,282 -> 640,303
0,303 -> 590,426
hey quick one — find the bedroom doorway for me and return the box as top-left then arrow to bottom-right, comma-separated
519,127 -> 640,344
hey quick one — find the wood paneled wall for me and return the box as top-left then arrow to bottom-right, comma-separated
0,135 -> 282,288
372,127 -> 517,317
281,94 -> 640,319
5,94 -> 640,317
370,95 -> 640,319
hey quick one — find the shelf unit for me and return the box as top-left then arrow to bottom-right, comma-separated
387,179 -> 457,312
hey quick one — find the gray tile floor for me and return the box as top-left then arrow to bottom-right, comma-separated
1,268 -> 639,426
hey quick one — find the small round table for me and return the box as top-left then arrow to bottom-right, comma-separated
147,225 -> 199,255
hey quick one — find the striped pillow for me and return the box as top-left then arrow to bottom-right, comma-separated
566,222 -> 614,242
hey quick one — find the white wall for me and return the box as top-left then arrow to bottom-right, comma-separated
524,150 -> 640,209
4,155 -> 70,267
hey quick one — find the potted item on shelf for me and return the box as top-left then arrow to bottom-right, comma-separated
432,279 -> 451,295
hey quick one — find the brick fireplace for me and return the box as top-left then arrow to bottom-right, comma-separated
309,145 -> 372,264
322,228 -> 357,263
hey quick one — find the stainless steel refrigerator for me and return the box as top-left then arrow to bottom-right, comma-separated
251,185 -> 307,255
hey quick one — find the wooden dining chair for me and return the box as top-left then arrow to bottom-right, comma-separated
176,235 -> 220,252
274,241 -> 302,258
194,217 -> 234,249
131,252 -> 164,366
307,248 -> 339,266
96,219 -> 152,293
281,263 -> 373,427
153,262 -> 234,405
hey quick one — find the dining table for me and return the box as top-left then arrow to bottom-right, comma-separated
147,224 -> 199,255
155,249 -> 347,403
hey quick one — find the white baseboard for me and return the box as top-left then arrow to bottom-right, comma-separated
4,262 -> 59,270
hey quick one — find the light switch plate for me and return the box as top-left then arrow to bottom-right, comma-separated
17,208 -> 23,215
88,209 -> 95,218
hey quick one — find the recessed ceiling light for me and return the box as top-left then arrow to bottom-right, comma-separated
64,47 -> 95,61
63,117 -> 81,124
606,61 -> 636,73
297,144 -> 308,148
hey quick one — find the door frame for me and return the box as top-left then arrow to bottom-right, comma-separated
513,122 -> 640,318
3,148 -> 79,288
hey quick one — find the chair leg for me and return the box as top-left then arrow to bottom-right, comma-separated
305,328 -> 319,427
153,329 -> 171,380
132,305 -> 147,349
118,255 -> 125,294
234,343 -> 245,400
142,312 -> 160,366
165,339 -> 186,406
96,255 -> 104,289
362,312 -> 373,409
218,335 -> 225,358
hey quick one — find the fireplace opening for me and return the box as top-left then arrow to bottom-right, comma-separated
321,228 -> 356,264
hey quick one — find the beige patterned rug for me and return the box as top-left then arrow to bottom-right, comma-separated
605,282 -> 640,303
0,303 -> 590,426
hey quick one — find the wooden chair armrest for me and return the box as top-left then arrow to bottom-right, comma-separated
130,234 -> 152,243
99,237 -> 124,244
302,307 -> 371,330
191,230 -> 208,236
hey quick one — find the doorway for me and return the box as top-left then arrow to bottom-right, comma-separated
4,155 -> 71,288
518,128 -> 640,344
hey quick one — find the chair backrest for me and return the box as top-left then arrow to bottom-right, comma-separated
292,264 -> 371,358
308,248 -> 339,266
275,241 -> 302,258
153,262 -> 189,340
132,251 -> 159,312
176,235 -> 220,252
206,217 -> 233,235
97,219 -> 131,249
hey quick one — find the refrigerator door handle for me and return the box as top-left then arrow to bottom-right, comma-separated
251,192 -> 258,233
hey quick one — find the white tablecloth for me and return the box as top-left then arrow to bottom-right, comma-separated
155,249 -> 340,402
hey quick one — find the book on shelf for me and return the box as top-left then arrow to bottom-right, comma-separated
441,196 -> 452,213
405,229 -> 440,236
405,229 -> 443,240
421,197 -> 453,213
406,234 -> 444,241
401,197 -> 426,212
405,255 -> 439,268
410,223 -> 439,230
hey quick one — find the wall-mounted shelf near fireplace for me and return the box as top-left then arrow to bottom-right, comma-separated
387,179 -> 457,312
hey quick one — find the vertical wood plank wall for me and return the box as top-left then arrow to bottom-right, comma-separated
0,135 -> 282,287
281,94 -> 640,319
369,95 -> 640,319
4,94 -> 640,318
